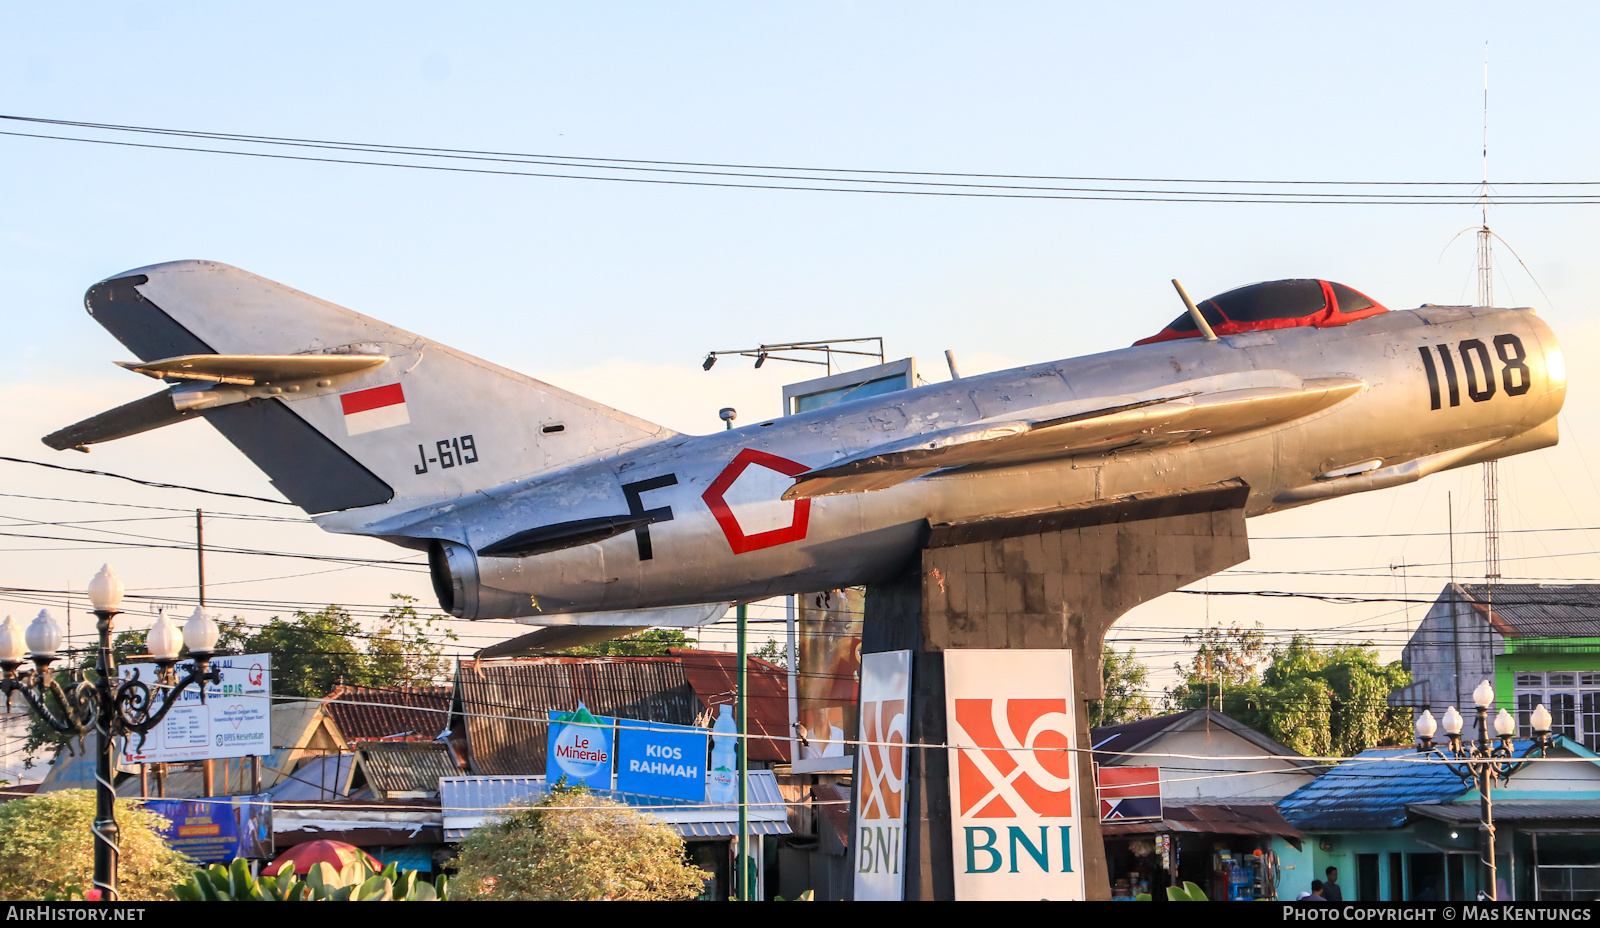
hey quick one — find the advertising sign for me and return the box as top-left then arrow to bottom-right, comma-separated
616,719 -> 708,801
145,794 -> 272,862
794,588 -> 862,770
1098,765 -> 1163,822
546,704 -> 615,789
945,649 -> 1085,901
120,652 -> 271,764
853,650 -> 912,901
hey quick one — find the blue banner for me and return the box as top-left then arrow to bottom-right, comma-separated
616,719 -> 708,802
546,704 -> 615,789
144,794 -> 272,862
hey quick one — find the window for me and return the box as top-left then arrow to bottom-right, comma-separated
1513,671 -> 1600,745
1331,282 -> 1379,315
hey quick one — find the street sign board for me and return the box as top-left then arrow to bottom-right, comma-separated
144,794 -> 272,862
945,649 -> 1085,901
1098,765 -> 1163,822
616,719 -> 708,801
119,653 -> 271,764
853,650 -> 912,901
546,704 -> 615,789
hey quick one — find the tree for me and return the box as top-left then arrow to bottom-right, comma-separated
243,595 -> 457,697
0,790 -> 192,901
753,637 -> 787,668
1089,644 -> 1153,727
452,784 -> 710,901
1166,630 -> 1411,757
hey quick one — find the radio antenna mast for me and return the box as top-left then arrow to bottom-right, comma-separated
1479,43 -> 1501,586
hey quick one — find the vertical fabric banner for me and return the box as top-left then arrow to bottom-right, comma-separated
945,650 -> 1085,901
795,588 -> 863,764
853,650 -> 912,901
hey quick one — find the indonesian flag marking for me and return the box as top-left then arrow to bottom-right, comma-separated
340,383 -> 409,435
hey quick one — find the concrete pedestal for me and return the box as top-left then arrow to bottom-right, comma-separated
861,482 -> 1250,900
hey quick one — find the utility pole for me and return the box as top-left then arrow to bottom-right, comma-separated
720,407 -> 750,901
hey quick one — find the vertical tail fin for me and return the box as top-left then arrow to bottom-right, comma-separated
84,260 -> 674,515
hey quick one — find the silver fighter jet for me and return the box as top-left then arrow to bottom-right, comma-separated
48,262 -> 1566,630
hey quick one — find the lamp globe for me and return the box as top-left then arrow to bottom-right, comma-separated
1473,679 -> 1495,709
1530,703 -> 1553,734
1442,706 -> 1465,736
0,616 -> 24,663
1494,708 -> 1516,738
87,564 -> 124,611
1415,709 -> 1438,743
146,609 -> 182,662
183,607 -> 219,655
25,610 -> 62,659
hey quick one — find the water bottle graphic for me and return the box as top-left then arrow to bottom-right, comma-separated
707,704 -> 737,803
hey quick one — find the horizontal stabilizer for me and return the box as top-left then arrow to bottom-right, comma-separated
475,625 -> 649,658
42,390 -> 202,451
785,376 -> 1365,499
513,602 -> 732,628
478,514 -> 653,559
117,353 -> 389,385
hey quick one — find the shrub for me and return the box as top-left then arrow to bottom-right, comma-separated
452,784 -> 709,901
0,790 -> 191,901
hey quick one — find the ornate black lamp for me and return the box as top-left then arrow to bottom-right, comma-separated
1414,679 -> 1554,902
0,565 -> 223,900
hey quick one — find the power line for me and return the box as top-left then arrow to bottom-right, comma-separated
0,456 -> 291,506
5,116 -> 1600,205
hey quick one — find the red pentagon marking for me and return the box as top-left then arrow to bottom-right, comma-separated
702,448 -> 813,555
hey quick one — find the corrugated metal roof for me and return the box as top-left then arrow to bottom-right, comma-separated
1100,802 -> 1302,840
324,685 -> 452,741
1457,583 -> 1600,639
669,649 -> 791,763
1409,800 -> 1600,824
354,740 -> 457,798
1277,748 -> 1469,830
439,771 -> 791,841
454,657 -> 701,776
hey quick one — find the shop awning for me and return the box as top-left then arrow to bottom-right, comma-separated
1408,800 -> 1600,824
1100,802 -> 1303,844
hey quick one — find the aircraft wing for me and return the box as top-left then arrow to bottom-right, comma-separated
116,353 -> 388,385
784,376 -> 1365,500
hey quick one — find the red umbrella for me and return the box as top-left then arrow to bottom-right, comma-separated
269,839 -> 381,876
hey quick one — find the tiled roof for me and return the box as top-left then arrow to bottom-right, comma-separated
1455,583 -> 1600,639
1277,748 -> 1468,831
1409,800 -> 1600,823
669,649 -> 791,763
453,657 -> 701,776
324,685 -> 452,742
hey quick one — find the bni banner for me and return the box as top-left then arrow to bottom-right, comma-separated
616,719 -> 708,801
945,649 -> 1085,901
853,650 -> 912,901
120,652 -> 271,764
546,704 -> 615,789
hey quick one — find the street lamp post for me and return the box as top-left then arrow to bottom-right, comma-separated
0,565 -> 222,900
1414,679 -> 1554,902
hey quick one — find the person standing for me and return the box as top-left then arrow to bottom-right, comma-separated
1322,866 -> 1343,902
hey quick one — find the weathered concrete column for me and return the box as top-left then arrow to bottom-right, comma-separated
862,481 -> 1250,901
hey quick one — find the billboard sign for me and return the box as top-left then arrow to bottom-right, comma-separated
945,650 -> 1085,901
853,650 -> 912,901
119,653 -> 271,764
144,794 -> 272,862
616,719 -> 708,802
1098,766 -> 1163,822
546,704 -> 615,789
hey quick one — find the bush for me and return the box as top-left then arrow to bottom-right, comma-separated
0,790 -> 192,901
452,784 -> 709,901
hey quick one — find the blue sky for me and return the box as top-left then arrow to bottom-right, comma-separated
3,3 -> 1600,673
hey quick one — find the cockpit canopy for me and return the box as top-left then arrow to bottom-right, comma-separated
1134,279 -> 1388,346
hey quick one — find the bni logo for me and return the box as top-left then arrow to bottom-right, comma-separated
858,699 -> 907,821
952,699 -> 1075,818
